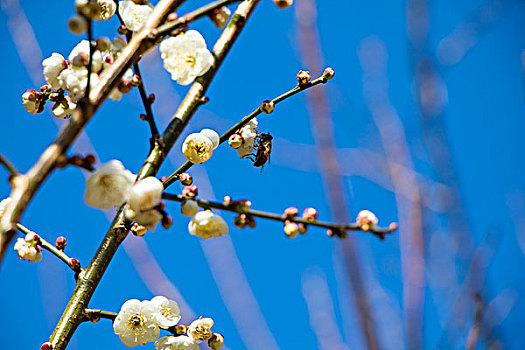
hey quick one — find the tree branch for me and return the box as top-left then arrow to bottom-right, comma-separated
163,193 -> 397,239
46,2 -> 260,349
162,73 -> 332,187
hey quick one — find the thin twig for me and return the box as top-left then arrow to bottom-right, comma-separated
162,193 -> 397,239
0,153 -> 19,176
85,308 -> 117,321
85,18 -> 93,99
162,74 -> 332,188
16,223 -> 75,270
155,0 -> 242,37
133,62 -> 162,148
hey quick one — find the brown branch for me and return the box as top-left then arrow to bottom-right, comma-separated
162,73 -> 333,187
46,2 -> 260,349
163,193 -> 397,239
0,152 -> 19,177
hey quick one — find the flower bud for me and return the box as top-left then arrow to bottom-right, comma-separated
117,25 -> 129,35
284,221 -> 299,238
40,342 -> 53,350
209,6 -> 231,29
22,89 -> 41,114
247,216 -> 256,228
233,214 -> 247,229
161,216 -> 173,230
283,206 -> 298,218
223,196 -> 232,205
297,70 -> 311,85
181,199 -> 199,217
182,184 -> 198,198
131,223 -> 148,237
174,324 -> 188,335
209,333 -> 225,350
68,15 -> 88,34
298,223 -> 308,234
139,113 -> 147,121
69,258 -> 81,272
228,134 -> 243,149
302,207 -> 318,221
323,67 -> 335,80
130,74 -> 141,87
273,0 -> 293,9
148,93 -> 156,105
260,100 -> 274,114
55,236 -> 67,250
167,12 -> 178,22
179,173 -> 193,186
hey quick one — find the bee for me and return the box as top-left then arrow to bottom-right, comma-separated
244,132 -> 273,173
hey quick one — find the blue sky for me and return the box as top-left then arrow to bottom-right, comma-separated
1,0 -> 524,349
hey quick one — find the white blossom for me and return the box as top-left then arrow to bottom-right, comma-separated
200,129 -> 220,149
96,0 -> 117,20
119,0 -> 153,31
356,209 -> 378,230
58,68 -> 100,103
187,317 -> 214,342
22,89 -> 39,114
13,234 -> 42,262
128,177 -> 163,212
155,336 -> 199,350
181,199 -> 198,217
42,53 -> 67,89
68,40 -> 103,72
85,160 -> 135,210
113,299 -> 160,347
159,30 -> 214,85
109,68 -> 134,101
188,211 -> 228,239
150,296 -> 181,328
126,177 -> 164,230
182,133 -> 214,164
237,118 -> 258,157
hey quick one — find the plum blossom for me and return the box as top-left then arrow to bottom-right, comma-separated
159,30 -> 214,85
14,233 -> 42,262
42,53 -> 67,89
237,118 -> 258,157
126,177 -> 164,230
85,160 -> 135,210
182,133 -> 214,164
119,0 -> 153,31
188,211 -> 228,239
58,68 -> 100,103
21,89 -> 40,114
96,0 -> 117,20
113,299 -> 160,347
187,317 -> 214,342
68,40 -> 103,72
356,209 -> 378,230
155,336 -> 199,350
150,296 -> 181,328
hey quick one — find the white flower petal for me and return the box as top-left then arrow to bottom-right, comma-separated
188,211 -> 228,239
85,160 -> 135,210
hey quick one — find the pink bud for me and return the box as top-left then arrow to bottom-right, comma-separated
179,173 -> 193,186
55,236 -> 67,250
302,207 -> 318,221
182,185 -> 198,198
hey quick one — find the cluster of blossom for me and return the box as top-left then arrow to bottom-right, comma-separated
113,296 -> 223,349
228,118 -> 259,157
22,37 -> 134,118
84,159 -> 228,239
